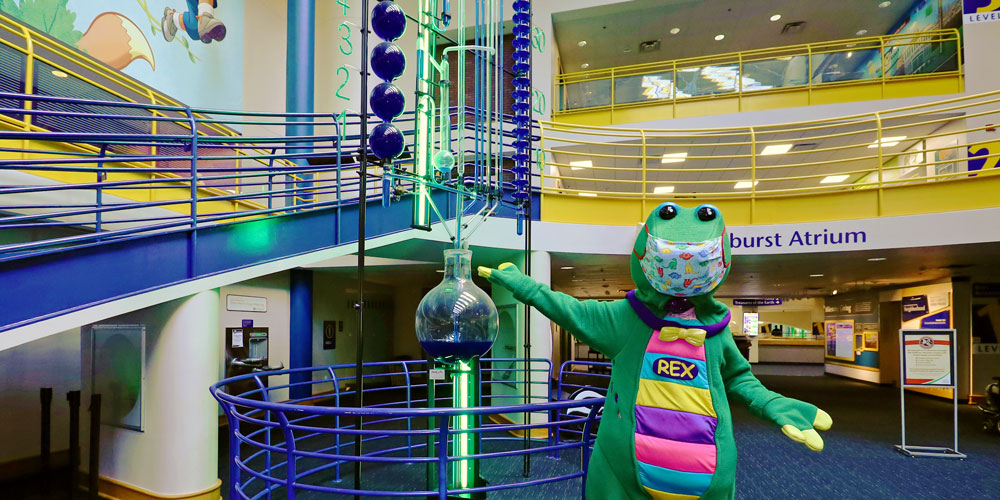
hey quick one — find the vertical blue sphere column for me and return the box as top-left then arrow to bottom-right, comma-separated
369,1 -> 406,161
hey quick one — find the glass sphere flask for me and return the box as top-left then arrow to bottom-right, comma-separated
415,249 -> 499,362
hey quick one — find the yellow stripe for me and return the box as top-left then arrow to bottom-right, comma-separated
643,486 -> 701,500
636,378 -> 716,418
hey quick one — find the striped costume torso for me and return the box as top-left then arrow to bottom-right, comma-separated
627,292 -> 730,500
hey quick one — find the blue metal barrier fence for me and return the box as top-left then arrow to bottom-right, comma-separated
211,358 -> 607,500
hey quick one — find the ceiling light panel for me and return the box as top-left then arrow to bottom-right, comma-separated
760,144 -> 793,155
820,175 -> 850,183
660,152 -> 687,163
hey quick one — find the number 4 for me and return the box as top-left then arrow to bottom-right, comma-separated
337,0 -> 349,16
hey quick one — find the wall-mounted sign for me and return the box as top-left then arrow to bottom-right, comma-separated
743,312 -> 759,337
826,320 -> 855,361
902,330 -> 955,386
921,310 -> 951,329
226,294 -> 267,312
733,298 -> 783,306
902,295 -> 928,322
964,0 -> 1000,24
323,320 -> 337,350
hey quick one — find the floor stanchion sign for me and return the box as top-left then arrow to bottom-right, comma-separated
895,329 -> 966,459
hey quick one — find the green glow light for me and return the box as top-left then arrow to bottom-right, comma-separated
451,360 -> 473,496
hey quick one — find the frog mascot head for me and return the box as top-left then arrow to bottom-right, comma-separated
479,203 -> 831,500
631,203 -> 731,313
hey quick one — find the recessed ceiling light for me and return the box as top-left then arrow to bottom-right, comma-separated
867,136 -> 907,148
653,186 -> 676,194
761,144 -> 793,156
579,192 -> 598,197
580,63 -> 590,69
660,152 -> 687,163
623,47 -> 632,53
856,29 -> 868,36
561,266 -> 575,270
832,289 -> 838,295
878,1 -> 891,8
51,70 -> 69,78
578,40 -> 588,47
570,160 -> 592,170
670,27 -> 681,35
810,274 -> 825,277
867,257 -> 887,261
820,174 -> 850,184
770,14 -> 782,22
734,180 -> 759,189
714,34 -> 725,41
436,269 -> 445,273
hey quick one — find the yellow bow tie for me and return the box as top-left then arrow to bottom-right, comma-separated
659,326 -> 707,346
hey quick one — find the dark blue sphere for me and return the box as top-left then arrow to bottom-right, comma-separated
371,42 -> 406,81
372,1 -> 406,41
370,82 -> 405,122
369,122 -> 405,159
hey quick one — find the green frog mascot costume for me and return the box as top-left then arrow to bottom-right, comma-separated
478,203 -> 832,500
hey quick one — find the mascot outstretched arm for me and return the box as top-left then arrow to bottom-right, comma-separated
479,203 -> 832,500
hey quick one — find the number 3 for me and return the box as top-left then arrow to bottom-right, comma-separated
338,23 -> 353,56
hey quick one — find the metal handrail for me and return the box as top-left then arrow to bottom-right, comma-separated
212,358 -> 604,499
554,28 -> 962,117
539,88 -> 1000,213
0,91 -> 537,261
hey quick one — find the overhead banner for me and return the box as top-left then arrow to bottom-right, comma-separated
964,0 -> 1000,24
902,330 -> 955,386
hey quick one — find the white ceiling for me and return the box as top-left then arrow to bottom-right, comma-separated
553,0 -> 923,72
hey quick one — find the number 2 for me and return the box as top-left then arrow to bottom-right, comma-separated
338,23 -> 353,55
336,67 -> 350,101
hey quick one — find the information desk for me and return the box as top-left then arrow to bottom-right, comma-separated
756,337 -> 826,364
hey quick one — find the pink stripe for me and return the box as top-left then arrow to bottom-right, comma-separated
645,331 -> 706,361
635,433 -> 716,474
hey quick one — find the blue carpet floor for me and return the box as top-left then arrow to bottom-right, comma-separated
216,374 -> 1000,499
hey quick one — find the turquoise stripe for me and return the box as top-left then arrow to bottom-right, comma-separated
637,461 -> 713,497
639,352 -> 709,389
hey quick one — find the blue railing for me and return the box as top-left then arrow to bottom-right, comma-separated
211,358 -> 605,500
0,92 -> 540,263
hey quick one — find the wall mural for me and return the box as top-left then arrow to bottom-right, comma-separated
0,0 -> 243,110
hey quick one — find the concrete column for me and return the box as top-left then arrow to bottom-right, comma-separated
286,0 -> 315,207
953,277 -> 972,401
528,250 -> 553,416
99,290 -> 220,496
289,268 -> 313,399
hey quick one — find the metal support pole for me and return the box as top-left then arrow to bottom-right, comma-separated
183,107 -> 198,279
67,390 -> 81,500
40,387 -> 52,492
354,1 -> 370,498
88,394 -> 101,500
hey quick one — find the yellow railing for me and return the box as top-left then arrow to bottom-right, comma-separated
554,29 -> 963,122
0,13 -> 314,207
539,88 -> 1000,226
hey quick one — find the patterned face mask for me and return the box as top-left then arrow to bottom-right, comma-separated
634,225 -> 729,297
